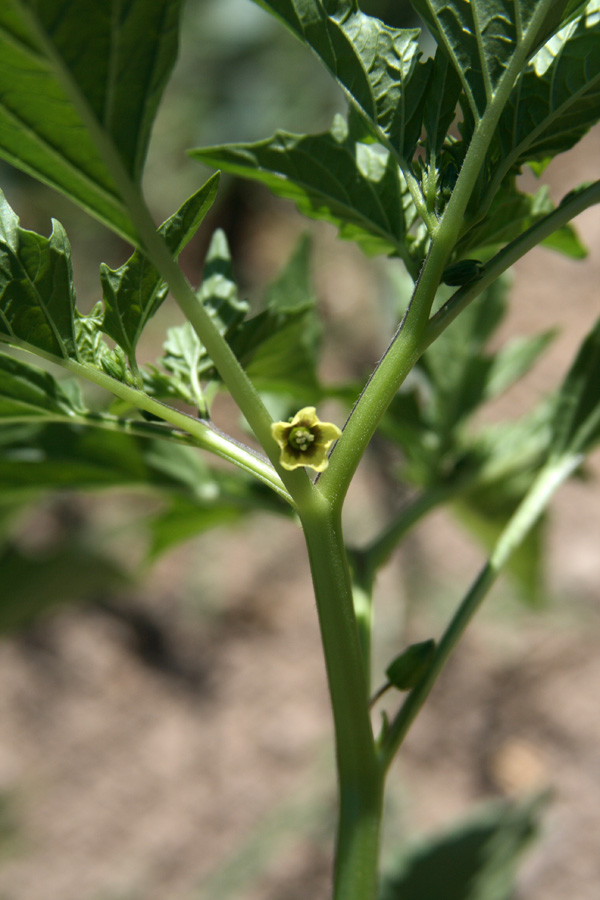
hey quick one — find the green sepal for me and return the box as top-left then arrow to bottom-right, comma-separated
385,639 -> 436,691
442,259 -> 483,287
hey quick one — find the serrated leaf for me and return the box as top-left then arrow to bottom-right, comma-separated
378,792 -> 549,900
410,0 -> 565,122
147,232 -> 321,405
100,175 -> 220,371
191,114 -> 416,262
251,0 -> 430,162
0,189 -> 78,359
0,0 -> 184,240
145,229 -> 249,407
0,352 -> 81,420
549,315 -> 600,459
493,3 -> 600,174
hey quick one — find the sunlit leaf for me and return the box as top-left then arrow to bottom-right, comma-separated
0,0 -> 184,239
250,0 -> 430,161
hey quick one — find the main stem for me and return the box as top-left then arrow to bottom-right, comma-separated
300,494 -> 383,900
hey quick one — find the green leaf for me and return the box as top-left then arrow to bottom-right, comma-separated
100,175 -> 220,371
145,228 -> 249,406
232,234 -> 321,396
410,0 -> 565,122
0,540 -> 129,633
191,114 -> 416,262
0,0 -> 184,239
422,48 -> 462,159
0,423 -> 289,533
549,315 -> 600,459
0,189 -> 77,359
0,351 -> 81,420
379,792 -> 549,900
484,330 -> 556,401
147,497 -> 244,559
453,497 -> 546,606
458,182 -> 588,260
250,0 -> 430,161
147,232 -> 321,405
493,3 -> 600,175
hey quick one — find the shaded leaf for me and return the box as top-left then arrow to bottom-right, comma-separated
0,540 -> 129,633
145,228 -> 249,407
0,352 -> 81,420
0,0 -> 184,239
493,3 -> 600,175
458,182 -> 587,259
410,0 -> 565,122
146,232 -> 321,405
379,792 -> 549,900
422,48 -> 462,159
549,315 -> 600,459
192,115 -> 416,262
0,189 -> 77,359
147,497 -> 244,558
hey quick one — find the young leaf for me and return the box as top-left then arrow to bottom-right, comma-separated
250,0 -> 431,162
0,190 -> 77,359
0,0 -> 184,240
422,48 -> 462,160
100,175 -> 220,372
146,232 -> 322,405
191,115 -> 417,264
145,228 -> 249,407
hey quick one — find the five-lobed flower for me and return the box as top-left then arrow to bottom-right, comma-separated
271,407 -> 342,472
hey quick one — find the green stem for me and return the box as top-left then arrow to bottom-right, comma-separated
23,8 -> 312,506
360,483 -> 461,586
4,336 -> 293,504
423,179 -> 600,350
300,496 -> 383,900
379,454 -> 582,770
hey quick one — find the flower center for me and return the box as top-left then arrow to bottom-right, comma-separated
289,426 -> 315,452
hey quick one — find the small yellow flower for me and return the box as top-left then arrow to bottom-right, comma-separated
271,407 -> 342,472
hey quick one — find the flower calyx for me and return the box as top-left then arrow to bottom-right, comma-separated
271,407 -> 342,472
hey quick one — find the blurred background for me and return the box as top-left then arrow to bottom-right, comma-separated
0,1 -> 599,898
